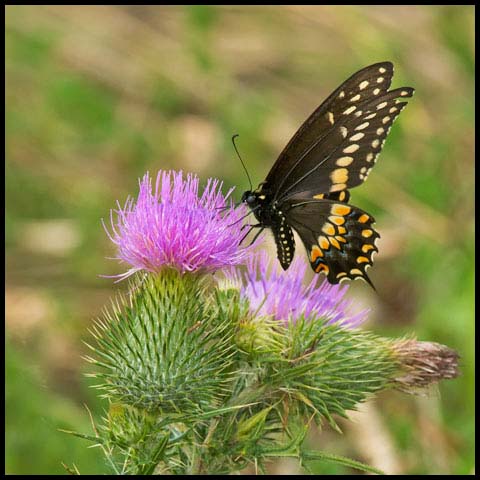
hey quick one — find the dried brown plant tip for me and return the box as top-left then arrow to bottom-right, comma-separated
392,339 -> 460,392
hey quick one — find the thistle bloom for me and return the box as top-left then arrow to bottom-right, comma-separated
104,170 -> 254,279
227,250 -> 369,327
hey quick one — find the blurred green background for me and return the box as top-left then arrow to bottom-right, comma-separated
5,5 -> 474,475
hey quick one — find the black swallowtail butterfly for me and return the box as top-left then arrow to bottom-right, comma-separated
241,62 -> 414,287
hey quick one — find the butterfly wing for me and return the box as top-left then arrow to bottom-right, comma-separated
283,198 -> 380,286
263,62 -> 413,201
289,189 -> 351,204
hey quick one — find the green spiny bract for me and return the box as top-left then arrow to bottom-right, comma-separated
85,271 -> 238,416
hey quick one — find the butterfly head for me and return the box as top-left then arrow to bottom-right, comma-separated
241,190 -> 257,206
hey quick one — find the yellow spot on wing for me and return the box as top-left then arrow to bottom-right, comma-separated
329,215 -> 345,225
330,168 -> 349,184
338,226 -> 347,234
335,235 -> 347,243
350,132 -> 365,141
330,183 -> 346,192
331,204 -> 351,216
318,236 -> 330,250
336,156 -> 353,167
311,245 -> 323,261
361,229 -> 373,238
329,237 -> 340,249
315,263 -> 329,274
362,244 -> 375,253
322,223 -> 336,236
355,121 -> 369,131
313,193 -> 325,199
343,144 -> 359,154
350,268 -> 362,276
358,214 -> 370,223
357,256 -> 370,264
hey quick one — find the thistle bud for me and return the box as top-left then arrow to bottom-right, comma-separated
392,339 -> 460,392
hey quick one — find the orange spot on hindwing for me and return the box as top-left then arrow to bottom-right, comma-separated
329,237 -> 340,250
310,245 -> 323,262
357,256 -> 370,264
331,204 -> 351,216
315,262 -> 329,275
318,236 -> 330,250
322,223 -> 336,236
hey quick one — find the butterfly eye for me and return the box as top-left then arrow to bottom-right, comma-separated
241,191 -> 257,205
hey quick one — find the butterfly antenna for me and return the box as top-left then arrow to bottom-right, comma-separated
232,134 -> 253,191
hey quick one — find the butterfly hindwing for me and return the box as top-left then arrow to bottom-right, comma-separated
283,198 -> 379,286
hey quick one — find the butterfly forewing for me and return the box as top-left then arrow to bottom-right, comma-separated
265,62 -> 396,197
289,189 -> 351,204
272,86 -> 414,201
284,199 -> 379,285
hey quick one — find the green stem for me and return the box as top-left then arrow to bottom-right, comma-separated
301,450 -> 385,475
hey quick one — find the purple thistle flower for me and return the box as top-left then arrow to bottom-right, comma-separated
228,250 -> 368,328
104,170 -> 256,279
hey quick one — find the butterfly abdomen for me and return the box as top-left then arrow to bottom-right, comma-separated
245,193 -> 296,270
271,212 -> 295,270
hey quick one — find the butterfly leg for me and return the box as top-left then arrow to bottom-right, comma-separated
246,226 -> 265,247
239,224 -> 262,245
